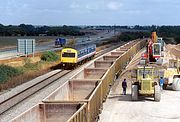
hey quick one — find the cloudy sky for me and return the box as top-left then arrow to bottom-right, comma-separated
0,0 -> 180,25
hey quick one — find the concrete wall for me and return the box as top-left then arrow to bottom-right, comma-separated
44,80 -> 98,101
45,82 -> 70,101
73,68 -> 107,79
11,103 -> 84,122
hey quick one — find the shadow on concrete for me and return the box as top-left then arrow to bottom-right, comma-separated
118,94 -> 132,101
163,86 -> 173,91
108,94 -> 122,99
108,94 -> 133,101
108,93 -> 157,102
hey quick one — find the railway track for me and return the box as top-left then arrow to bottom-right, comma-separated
0,42 -> 124,117
0,70 -> 71,114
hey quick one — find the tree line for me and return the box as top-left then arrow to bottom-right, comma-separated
0,24 -> 180,43
0,24 -> 85,36
132,25 -> 180,44
118,31 -> 150,41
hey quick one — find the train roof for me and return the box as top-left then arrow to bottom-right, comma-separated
66,43 -> 96,51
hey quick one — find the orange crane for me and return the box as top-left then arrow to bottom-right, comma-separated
142,32 -> 161,63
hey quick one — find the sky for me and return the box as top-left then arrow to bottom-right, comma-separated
0,0 -> 180,25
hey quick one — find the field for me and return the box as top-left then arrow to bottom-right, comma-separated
0,36 -> 59,49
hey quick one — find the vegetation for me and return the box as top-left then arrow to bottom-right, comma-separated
156,26 -> 180,44
96,31 -> 150,47
0,59 -> 42,84
89,25 -> 180,44
118,31 -> 150,42
41,51 -> 59,62
0,24 -> 85,36
0,52 -> 59,91
75,25 -> 180,44
0,65 -> 22,83
125,25 -> 180,44
22,58 -> 41,71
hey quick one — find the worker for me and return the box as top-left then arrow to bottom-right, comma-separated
159,77 -> 164,90
122,79 -> 127,95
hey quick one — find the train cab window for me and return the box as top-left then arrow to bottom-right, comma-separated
62,53 -> 75,57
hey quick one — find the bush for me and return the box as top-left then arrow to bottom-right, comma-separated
41,51 -> 58,62
118,31 -> 151,42
0,65 -> 22,83
24,62 -> 40,70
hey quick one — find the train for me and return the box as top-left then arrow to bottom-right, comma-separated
60,43 -> 96,67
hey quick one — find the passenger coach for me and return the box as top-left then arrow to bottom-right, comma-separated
60,44 -> 96,67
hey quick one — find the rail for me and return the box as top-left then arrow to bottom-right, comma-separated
0,70 -> 70,114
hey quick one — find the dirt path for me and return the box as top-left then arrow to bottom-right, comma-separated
99,48 -> 180,122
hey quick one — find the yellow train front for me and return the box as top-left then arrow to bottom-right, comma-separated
60,44 -> 96,68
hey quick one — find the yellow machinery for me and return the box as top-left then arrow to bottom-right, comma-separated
131,66 -> 161,102
163,59 -> 180,90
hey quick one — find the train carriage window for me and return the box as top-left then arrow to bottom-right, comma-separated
83,50 -> 86,55
87,48 -> 89,53
89,48 -> 91,52
90,47 -> 95,52
78,50 -> 83,57
62,53 -> 75,57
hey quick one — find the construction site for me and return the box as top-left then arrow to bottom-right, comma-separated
99,33 -> 180,122
0,32 -> 180,122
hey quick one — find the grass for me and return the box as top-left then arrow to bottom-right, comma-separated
0,69 -> 50,92
0,57 -> 59,92
41,51 -> 58,62
0,65 -> 23,83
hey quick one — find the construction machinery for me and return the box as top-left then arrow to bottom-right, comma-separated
135,32 -> 166,101
157,37 -> 165,51
141,32 -> 164,65
131,66 -> 161,102
163,59 -> 180,90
